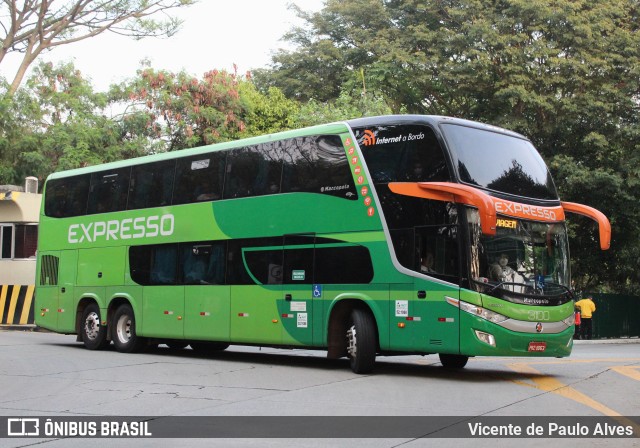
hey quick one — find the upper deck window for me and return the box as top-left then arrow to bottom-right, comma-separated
44,133 -> 356,218
355,124 -> 450,184
441,124 -> 558,200
281,135 -> 357,199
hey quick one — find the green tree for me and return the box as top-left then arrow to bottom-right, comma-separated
260,0 -> 640,292
238,79 -> 299,136
110,66 -> 246,152
0,60 -> 132,185
294,89 -> 393,127
0,0 -> 196,94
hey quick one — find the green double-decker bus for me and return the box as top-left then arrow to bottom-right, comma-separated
35,115 -> 610,373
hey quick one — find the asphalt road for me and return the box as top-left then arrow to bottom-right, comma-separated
0,330 -> 638,448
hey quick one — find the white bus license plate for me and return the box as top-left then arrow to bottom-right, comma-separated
528,342 -> 547,352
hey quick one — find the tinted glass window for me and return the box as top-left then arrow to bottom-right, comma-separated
441,124 -> 558,200
244,247 -> 283,285
283,235 -> 315,284
355,124 -> 450,183
130,244 -> 178,285
180,242 -> 226,285
87,168 -> 131,214
314,245 -> 374,284
14,225 -> 38,258
1,226 -> 11,258
379,188 -> 460,281
224,144 -> 282,198
173,152 -> 226,204
281,135 -> 357,199
128,160 -> 176,210
44,174 -> 90,217
226,238 -> 283,285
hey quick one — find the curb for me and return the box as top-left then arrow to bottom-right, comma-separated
0,324 -> 43,332
573,338 -> 640,344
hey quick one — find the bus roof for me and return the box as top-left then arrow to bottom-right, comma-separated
45,121 -> 351,181
44,115 -> 527,182
346,115 -> 528,140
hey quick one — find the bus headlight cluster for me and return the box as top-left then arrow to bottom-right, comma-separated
458,300 -> 509,324
562,313 -> 575,327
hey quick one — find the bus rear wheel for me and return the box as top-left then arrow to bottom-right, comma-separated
112,304 -> 145,353
439,353 -> 469,369
346,308 -> 377,374
81,303 -> 109,350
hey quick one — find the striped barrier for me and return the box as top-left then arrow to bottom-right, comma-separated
0,285 -> 35,325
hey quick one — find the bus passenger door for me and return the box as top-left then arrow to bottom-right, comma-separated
413,278 -> 460,354
56,250 -> 78,333
140,245 -> 184,339
280,235 -> 314,346
408,225 -> 461,355
183,242 -> 230,342
229,239 -> 283,345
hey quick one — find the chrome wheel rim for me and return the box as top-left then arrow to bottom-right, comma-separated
84,311 -> 100,341
116,314 -> 132,343
346,324 -> 357,358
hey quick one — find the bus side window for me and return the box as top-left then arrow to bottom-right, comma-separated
173,153 -> 225,204
281,135 -> 356,199
150,245 -> 178,285
87,168 -> 131,215
226,238 -> 283,285
45,175 -> 90,218
224,143 -> 282,199
129,160 -> 176,210
181,243 -> 225,285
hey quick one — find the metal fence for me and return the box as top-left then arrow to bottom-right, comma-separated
588,293 -> 640,339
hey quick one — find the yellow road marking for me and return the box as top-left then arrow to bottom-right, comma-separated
611,366 -> 640,382
506,362 -> 640,433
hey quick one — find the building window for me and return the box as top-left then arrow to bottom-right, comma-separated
1,225 -> 12,259
14,224 -> 38,258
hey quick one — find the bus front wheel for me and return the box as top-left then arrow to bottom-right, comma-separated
439,353 -> 469,369
112,304 -> 145,353
346,308 -> 377,374
81,303 -> 109,350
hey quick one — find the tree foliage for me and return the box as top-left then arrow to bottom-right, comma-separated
109,66 -> 247,152
0,0 -> 638,293
0,61 -> 130,184
0,0 -> 196,94
258,0 -> 640,293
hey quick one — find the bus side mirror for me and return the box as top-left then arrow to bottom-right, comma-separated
561,202 -> 611,250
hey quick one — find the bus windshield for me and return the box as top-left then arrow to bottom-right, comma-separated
441,123 -> 558,200
467,209 -> 570,299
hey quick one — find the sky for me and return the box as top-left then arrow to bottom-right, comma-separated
0,0 -> 325,91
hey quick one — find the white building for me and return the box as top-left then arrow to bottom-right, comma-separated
0,177 -> 40,325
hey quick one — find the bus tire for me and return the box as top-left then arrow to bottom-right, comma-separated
81,303 -> 109,350
346,308 -> 377,374
112,304 -> 145,353
439,353 -> 469,369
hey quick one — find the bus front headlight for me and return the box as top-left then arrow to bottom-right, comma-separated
458,300 -> 509,324
562,313 -> 575,327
